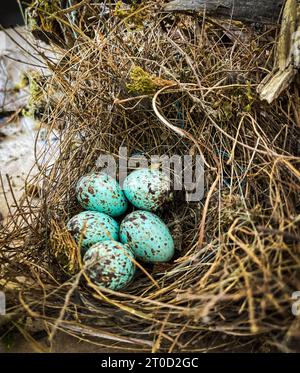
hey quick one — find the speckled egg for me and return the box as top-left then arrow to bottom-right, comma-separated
120,211 -> 174,263
76,173 -> 128,217
67,211 -> 119,253
83,241 -> 135,290
123,168 -> 171,212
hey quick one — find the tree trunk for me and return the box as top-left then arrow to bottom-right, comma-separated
164,0 -> 284,24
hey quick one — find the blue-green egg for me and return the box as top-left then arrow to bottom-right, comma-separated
120,210 -> 174,263
76,173 -> 128,217
67,211 -> 119,253
123,168 -> 171,212
83,241 -> 136,290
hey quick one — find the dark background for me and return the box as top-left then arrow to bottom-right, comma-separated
0,0 -> 25,28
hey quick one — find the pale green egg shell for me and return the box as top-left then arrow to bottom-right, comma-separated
123,168 -> 171,212
67,211 -> 119,253
83,241 -> 136,290
120,211 -> 174,263
76,173 -> 128,217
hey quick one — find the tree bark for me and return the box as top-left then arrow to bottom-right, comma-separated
164,0 -> 285,24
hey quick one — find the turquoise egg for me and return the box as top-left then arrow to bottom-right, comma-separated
83,241 -> 136,290
123,168 -> 171,212
76,173 -> 128,217
120,211 -> 174,263
67,211 -> 119,253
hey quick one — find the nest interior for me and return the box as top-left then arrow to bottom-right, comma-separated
1,1 -> 300,352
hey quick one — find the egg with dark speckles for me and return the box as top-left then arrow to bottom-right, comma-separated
67,211 -> 119,253
76,173 -> 128,217
120,211 -> 174,263
123,168 -> 171,212
83,241 -> 135,290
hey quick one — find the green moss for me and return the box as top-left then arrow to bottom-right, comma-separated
126,66 -> 158,94
114,0 -> 129,18
243,81 -> 255,112
14,72 -> 29,92
26,0 -> 60,32
114,0 -> 145,30
222,101 -> 234,120
22,71 -> 44,118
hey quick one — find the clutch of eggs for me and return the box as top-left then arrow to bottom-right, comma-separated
69,168 -> 176,291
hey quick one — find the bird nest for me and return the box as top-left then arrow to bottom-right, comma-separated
1,1 -> 300,352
